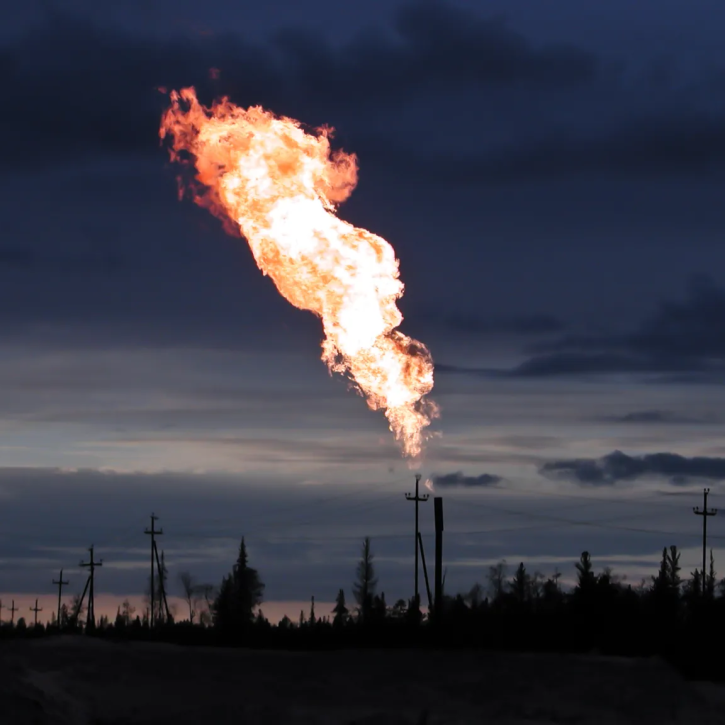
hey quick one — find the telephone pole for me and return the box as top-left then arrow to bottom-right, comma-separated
79,545 -> 103,630
434,496 -> 444,623
145,513 -> 164,627
9,599 -> 17,626
52,569 -> 69,627
405,474 -> 429,608
694,488 -> 717,587
30,598 -> 42,627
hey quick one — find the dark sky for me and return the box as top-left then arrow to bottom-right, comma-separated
2,0 -> 725,619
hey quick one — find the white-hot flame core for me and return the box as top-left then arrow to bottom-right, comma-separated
160,88 -> 439,459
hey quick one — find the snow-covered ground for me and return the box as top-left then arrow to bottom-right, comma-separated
1,637 -> 723,724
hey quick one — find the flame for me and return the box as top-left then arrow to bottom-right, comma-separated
160,88 -> 439,459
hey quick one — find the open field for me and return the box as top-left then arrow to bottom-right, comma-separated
2,637 -> 725,724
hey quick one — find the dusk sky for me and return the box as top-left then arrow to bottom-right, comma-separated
3,0 -> 725,622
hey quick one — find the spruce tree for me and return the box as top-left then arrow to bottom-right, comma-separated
353,537 -> 377,623
332,589 -> 349,626
213,538 -> 264,633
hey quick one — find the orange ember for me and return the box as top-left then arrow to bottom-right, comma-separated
160,87 -> 438,460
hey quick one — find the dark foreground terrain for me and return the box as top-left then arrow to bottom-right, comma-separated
2,637 -> 724,724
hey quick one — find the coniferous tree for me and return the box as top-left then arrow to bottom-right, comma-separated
278,615 -> 292,630
371,592 -> 387,624
213,537 -> 264,634
684,569 -> 702,605
510,562 -> 530,604
332,589 -> 349,626
575,551 -> 596,593
652,547 -> 670,595
666,546 -> 682,591
353,537 -> 377,623
309,596 -> 316,626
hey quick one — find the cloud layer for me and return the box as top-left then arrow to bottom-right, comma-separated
432,471 -> 502,487
3,1 -> 725,184
541,449 -> 725,485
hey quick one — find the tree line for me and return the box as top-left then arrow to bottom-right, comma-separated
2,536 -> 725,681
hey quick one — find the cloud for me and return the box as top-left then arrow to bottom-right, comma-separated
432,471 -> 502,487
540,449 -> 725,485
508,276 -> 725,379
601,410 -> 718,424
459,110 -> 725,182
438,313 -> 566,336
0,3 -> 597,171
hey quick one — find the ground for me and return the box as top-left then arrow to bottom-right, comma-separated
1,637 -> 723,724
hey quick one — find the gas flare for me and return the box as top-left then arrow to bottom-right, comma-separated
160,87 -> 438,459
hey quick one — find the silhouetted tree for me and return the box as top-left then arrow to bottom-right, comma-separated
352,537 -> 377,623
309,596 -> 316,626
371,592 -> 387,625
529,571 -> 545,602
278,615 -> 292,630
179,571 -> 197,623
465,583 -> 485,609
542,570 -> 563,604
213,537 -> 264,634
683,568 -> 702,606
196,583 -> 215,626
510,562 -> 530,604
332,589 -> 349,626
59,603 -> 71,629
575,551 -> 596,593
390,598 -> 408,620
70,592 -> 85,627
487,559 -> 507,602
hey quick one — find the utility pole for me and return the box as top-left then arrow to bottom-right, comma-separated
153,547 -> 172,624
29,598 -> 42,627
434,496 -> 444,623
52,569 -> 69,627
145,513 -> 163,627
79,545 -> 103,630
694,488 -> 717,589
405,474 -> 429,608
0,599 -> 3,624
9,599 -> 17,626
417,532 -> 433,611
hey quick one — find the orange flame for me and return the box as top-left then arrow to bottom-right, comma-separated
159,88 -> 439,459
